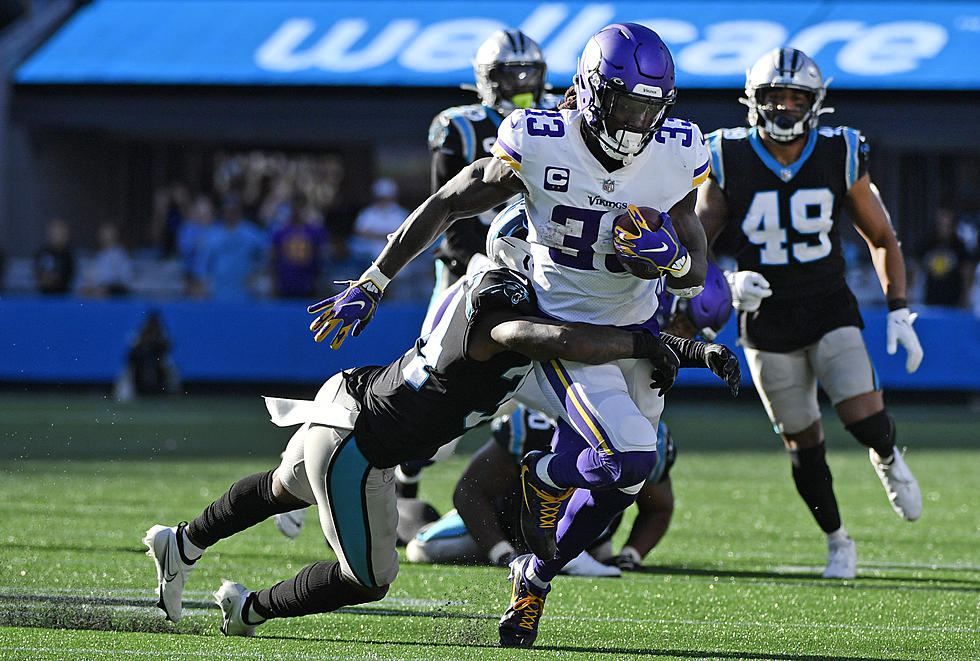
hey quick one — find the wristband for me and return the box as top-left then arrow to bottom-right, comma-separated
887,298 -> 908,312
488,540 -> 516,566
360,263 -> 391,291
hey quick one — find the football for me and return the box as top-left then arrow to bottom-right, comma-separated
613,205 -> 664,280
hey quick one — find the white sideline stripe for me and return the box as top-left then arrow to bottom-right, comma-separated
0,647 -> 426,661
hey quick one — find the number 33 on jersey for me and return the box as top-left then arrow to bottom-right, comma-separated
490,107 -> 710,327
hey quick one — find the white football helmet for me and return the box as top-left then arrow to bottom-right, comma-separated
742,47 -> 833,142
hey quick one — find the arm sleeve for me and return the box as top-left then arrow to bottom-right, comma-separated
660,333 -> 707,369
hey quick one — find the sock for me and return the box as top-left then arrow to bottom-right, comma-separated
251,561 -> 388,619
845,410 -> 896,461
532,488 -> 635,583
185,470 -> 300,549
827,526 -> 850,542
535,453 -> 559,488
178,527 -> 204,563
523,563 -> 550,595
242,593 -> 267,625
787,443 -> 842,534
545,448 -> 657,490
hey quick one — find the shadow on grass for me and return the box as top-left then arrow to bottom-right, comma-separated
0,594 -> 932,660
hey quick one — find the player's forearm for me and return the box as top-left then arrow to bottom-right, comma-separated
499,321 -> 641,364
624,508 -> 672,558
867,236 -> 908,303
453,489 -> 509,554
374,194 -> 454,279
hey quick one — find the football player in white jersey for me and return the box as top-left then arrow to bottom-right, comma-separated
306,23 -> 710,648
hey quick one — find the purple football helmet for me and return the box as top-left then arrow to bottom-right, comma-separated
574,23 -> 676,161
661,262 -> 733,341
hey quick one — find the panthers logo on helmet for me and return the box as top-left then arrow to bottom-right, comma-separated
468,267 -> 537,319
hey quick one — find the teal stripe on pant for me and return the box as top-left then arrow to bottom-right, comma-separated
327,437 -> 375,587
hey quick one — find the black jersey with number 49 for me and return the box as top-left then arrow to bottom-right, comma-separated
345,268 -> 537,468
707,125 -> 869,300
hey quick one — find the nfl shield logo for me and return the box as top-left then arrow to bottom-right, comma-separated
602,178 -> 616,193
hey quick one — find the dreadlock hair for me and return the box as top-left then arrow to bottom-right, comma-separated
556,85 -> 577,110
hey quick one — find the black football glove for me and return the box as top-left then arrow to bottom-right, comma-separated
704,344 -> 740,397
632,332 -> 680,396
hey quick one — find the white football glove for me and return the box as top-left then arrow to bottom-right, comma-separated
886,308 -> 923,373
725,270 -> 772,313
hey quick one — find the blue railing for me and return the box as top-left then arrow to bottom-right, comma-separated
1,297 -> 976,389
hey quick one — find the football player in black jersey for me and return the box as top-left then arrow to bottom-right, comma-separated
143,266 -> 736,636
426,28 -> 549,288
395,30 -> 555,499
696,47 -> 924,580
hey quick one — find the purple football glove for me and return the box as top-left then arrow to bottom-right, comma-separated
308,279 -> 383,349
614,206 -> 691,277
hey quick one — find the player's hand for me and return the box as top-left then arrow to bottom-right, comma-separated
647,343 -> 680,396
886,307 -> 923,373
308,279 -> 383,349
613,546 -> 642,572
614,207 -> 691,277
725,270 -> 772,312
704,344 -> 740,397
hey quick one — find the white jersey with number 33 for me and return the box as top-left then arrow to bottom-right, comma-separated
491,108 -> 710,327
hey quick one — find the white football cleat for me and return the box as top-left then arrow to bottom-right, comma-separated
143,522 -> 196,622
214,580 -> 260,637
274,508 -> 307,539
560,550 -> 622,577
822,535 -> 857,579
869,448 -> 921,521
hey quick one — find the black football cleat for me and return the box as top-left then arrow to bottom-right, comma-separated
499,554 -> 550,648
519,451 -> 574,561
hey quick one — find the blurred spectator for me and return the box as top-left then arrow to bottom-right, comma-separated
34,216 -> 75,294
917,207 -> 975,307
198,194 -> 268,301
114,310 -> 181,401
349,178 -> 408,270
81,222 -> 134,298
270,192 -> 328,299
177,194 -> 217,297
151,182 -> 190,258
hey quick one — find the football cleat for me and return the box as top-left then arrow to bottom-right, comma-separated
869,448 -> 922,521
214,580 -> 260,637
822,535 -> 857,579
560,550 -> 622,577
143,522 -> 197,622
519,451 -> 574,561
274,508 -> 306,539
499,554 -> 550,648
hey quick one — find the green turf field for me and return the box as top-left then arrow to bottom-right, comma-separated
1,391 -> 977,660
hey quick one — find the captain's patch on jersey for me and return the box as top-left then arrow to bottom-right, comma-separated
544,166 -> 569,192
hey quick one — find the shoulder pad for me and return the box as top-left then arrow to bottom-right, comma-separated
468,267 -> 537,319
